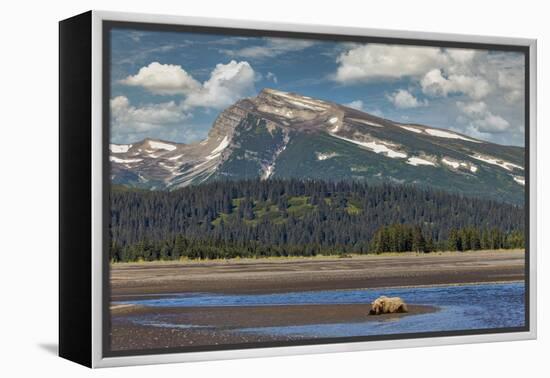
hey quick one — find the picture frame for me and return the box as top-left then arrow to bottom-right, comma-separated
59,10 -> 537,368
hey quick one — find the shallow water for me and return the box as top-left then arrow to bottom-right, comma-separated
117,282 -> 525,338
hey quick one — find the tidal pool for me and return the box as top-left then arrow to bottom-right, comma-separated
117,282 -> 525,338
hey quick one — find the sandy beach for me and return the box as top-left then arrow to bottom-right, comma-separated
109,249 -> 525,352
110,303 -> 437,351
110,249 -> 525,298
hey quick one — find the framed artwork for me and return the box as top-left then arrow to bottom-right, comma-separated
59,10 -> 537,368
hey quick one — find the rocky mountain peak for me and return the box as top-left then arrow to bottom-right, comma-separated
110,89 -> 525,204
254,88 -> 334,112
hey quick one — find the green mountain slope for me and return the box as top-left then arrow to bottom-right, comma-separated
109,88 -> 525,204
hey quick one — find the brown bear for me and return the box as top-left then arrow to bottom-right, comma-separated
369,296 -> 408,315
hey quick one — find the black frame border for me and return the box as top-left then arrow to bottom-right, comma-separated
59,11 -> 93,367
101,19 -> 531,359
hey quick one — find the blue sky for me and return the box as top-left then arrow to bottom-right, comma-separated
110,28 -> 526,146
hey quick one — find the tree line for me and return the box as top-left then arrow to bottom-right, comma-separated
109,179 -> 525,261
110,224 -> 525,261
370,224 -> 524,254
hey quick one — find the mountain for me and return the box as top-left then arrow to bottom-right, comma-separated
110,88 -> 525,204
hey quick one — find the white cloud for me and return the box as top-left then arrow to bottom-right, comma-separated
473,113 -> 510,133
109,96 -> 209,143
120,60 -> 256,111
120,62 -> 200,95
386,89 -> 428,108
344,100 -> 365,110
332,44 -> 524,144
334,44 -> 449,83
266,71 -> 278,84
446,49 -> 477,64
369,109 -> 385,118
110,95 -> 190,133
343,100 -> 384,117
183,60 -> 256,109
457,101 -> 510,133
127,31 -> 146,42
222,37 -> 315,59
498,69 -> 524,104
456,100 -> 488,117
420,69 -> 490,99
114,59 -> 258,142
334,44 -> 495,101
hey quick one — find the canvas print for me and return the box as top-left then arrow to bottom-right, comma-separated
106,25 -> 527,355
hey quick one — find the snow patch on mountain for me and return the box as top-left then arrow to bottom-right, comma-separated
513,176 -> 525,186
471,154 -> 523,171
366,121 -> 385,128
110,144 -> 132,153
148,140 -> 177,151
407,156 -> 436,166
331,134 -> 407,159
328,117 -> 341,132
211,135 -> 230,155
159,161 -> 180,173
441,158 -> 461,169
286,99 -> 328,112
316,152 -> 339,161
206,152 -> 221,161
110,156 -> 142,164
400,125 -> 423,134
425,128 -> 481,143
347,118 -> 384,128
264,88 -> 330,111
261,132 -> 290,180
440,158 -> 478,173
262,164 -> 275,180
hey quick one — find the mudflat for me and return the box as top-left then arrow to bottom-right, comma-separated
109,250 -> 524,352
110,249 -> 525,299
110,303 -> 436,351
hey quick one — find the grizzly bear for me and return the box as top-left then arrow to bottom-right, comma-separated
369,296 -> 408,315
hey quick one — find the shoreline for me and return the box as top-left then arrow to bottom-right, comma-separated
110,302 -> 437,351
110,249 -> 525,298
111,248 -> 523,266
112,279 -> 525,300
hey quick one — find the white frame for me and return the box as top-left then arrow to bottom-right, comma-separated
90,10 -> 537,368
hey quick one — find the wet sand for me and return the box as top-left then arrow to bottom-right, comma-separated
110,249 -> 525,299
110,303 -> 436,351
